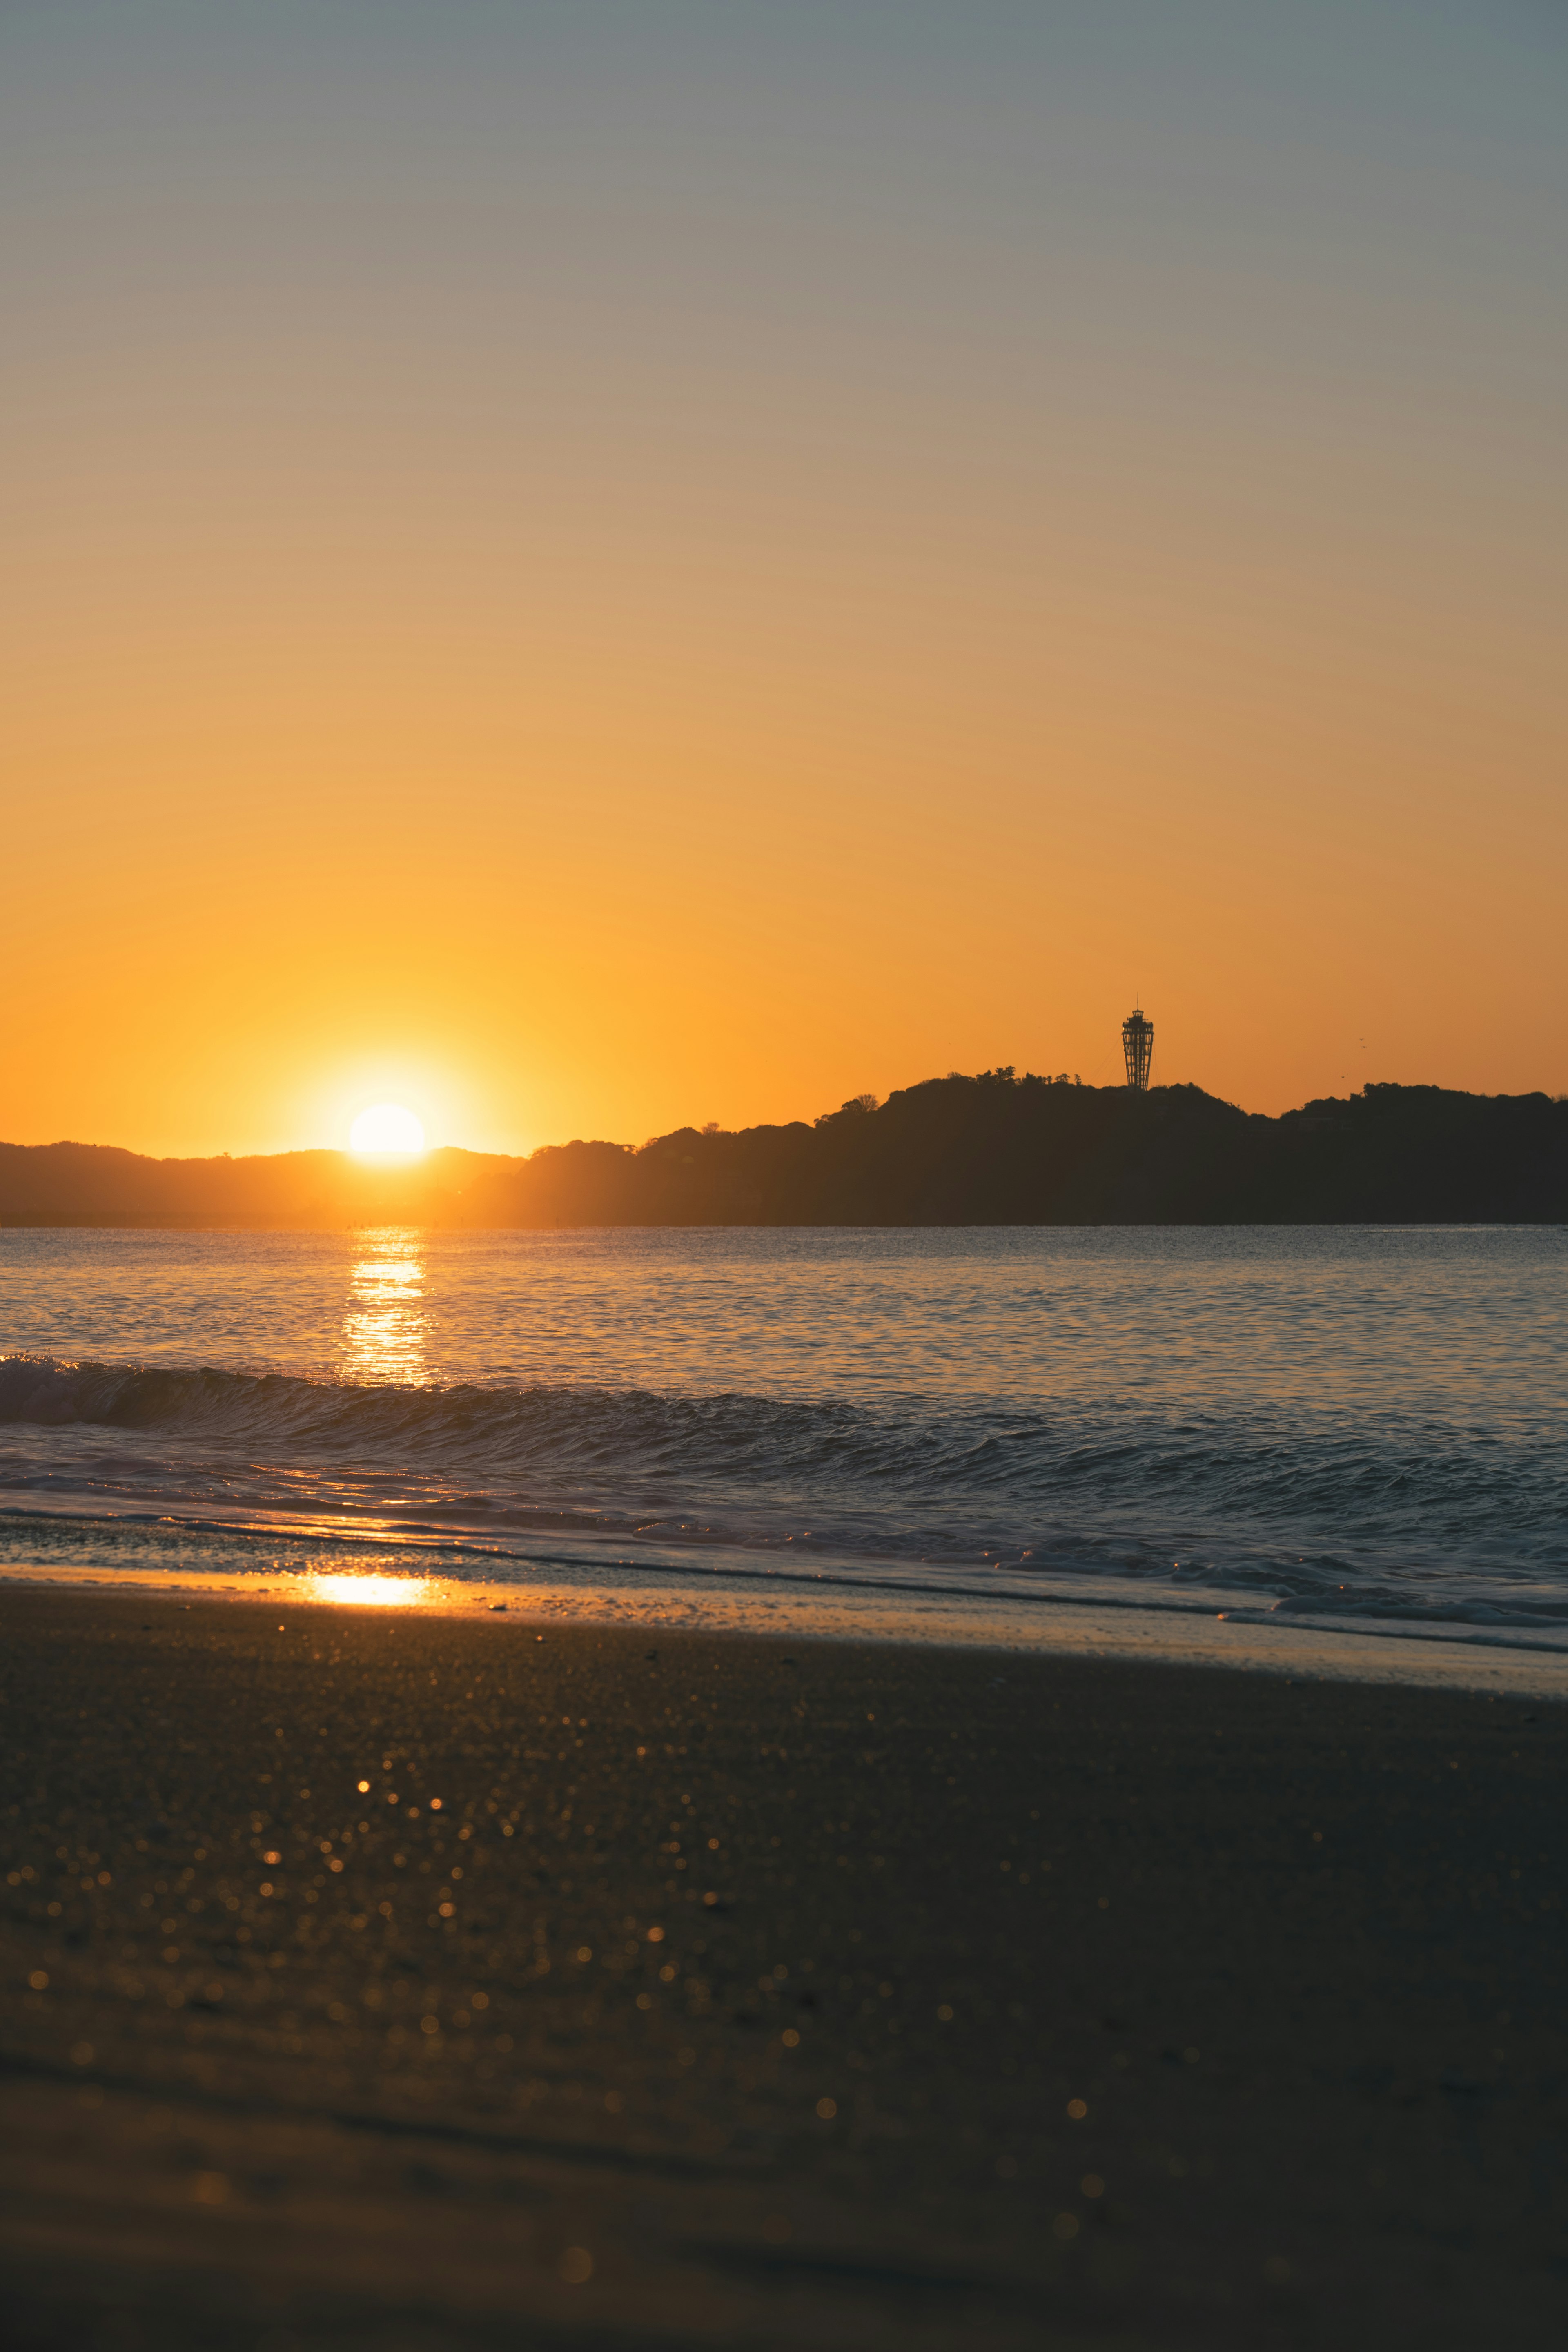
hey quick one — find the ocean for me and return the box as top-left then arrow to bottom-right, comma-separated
1,1224 -> 1564,1651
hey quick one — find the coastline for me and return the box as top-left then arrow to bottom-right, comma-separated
4,1582 -> 1567,2346
3,1546 -> 1568,1700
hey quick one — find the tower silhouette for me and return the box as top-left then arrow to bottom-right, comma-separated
1122,1006 -> 1154,1091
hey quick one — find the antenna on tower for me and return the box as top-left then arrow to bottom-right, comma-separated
1122,1003 -> 1154,1091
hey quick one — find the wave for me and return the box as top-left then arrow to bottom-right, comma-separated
2,1352 -> 1566,1636
0,1352 -> 1561,1533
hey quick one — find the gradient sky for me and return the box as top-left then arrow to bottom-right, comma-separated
4,0 -> 1564,1155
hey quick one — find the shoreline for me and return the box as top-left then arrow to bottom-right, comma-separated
3,1552 -> 1568,1699
3,1583 -> 1566,2347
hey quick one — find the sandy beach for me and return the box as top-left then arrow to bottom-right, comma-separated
2,1584 -> 1566,2349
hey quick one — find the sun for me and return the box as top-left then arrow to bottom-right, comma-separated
349,1103 -> 427,1156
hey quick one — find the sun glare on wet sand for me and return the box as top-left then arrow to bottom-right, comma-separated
301,1573 -> 434,1608
349,1104 -> 426,1155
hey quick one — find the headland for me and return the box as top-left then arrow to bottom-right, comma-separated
3,1075 -> 1564,1227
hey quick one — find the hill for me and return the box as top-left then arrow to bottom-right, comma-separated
1,1076 -> 1563,1227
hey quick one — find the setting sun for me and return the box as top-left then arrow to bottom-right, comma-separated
349,1103 -> 426,1156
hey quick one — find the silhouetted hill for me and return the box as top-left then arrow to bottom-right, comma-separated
2,1077 -> 1563,1227
0,1144 -> 512,1230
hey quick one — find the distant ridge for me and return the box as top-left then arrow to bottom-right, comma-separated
1,1076 -> 1563,1227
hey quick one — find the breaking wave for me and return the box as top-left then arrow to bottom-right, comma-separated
2,1351 -> 1565,1640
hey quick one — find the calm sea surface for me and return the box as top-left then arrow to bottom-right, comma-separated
1,1226 -> 1564,1643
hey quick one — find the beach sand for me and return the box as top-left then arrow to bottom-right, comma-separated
2,1584 -> 1565,2348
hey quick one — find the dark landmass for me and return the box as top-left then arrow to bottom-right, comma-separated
2,1075 -> 1564,1227
2,1587 -> 1565,2349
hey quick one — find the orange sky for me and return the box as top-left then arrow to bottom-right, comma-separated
4,4 -> 1564,1156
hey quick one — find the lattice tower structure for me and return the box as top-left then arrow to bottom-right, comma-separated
1122,1008 -> 1154,1091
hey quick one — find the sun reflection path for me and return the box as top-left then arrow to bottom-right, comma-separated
341,1227 -> 427,1385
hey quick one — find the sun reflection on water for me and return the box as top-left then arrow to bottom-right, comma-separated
300,1573 -> 436,1608
341,1228 -> 427,1384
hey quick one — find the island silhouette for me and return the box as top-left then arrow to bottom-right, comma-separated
2,1074 -> 1563,1227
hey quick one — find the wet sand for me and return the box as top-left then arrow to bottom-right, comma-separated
2,1584 -> 1566,2349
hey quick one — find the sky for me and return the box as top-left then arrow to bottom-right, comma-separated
3,0 -> 1564,1156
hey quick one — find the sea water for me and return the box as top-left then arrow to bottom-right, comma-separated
0,1225 -> 1564,1648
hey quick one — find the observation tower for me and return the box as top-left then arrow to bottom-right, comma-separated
1122,1006 -> 1154,1091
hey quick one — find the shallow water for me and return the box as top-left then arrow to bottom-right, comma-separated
1,1225 -> 1563,1644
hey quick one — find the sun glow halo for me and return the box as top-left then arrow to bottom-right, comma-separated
349,1103 -> 427,1156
